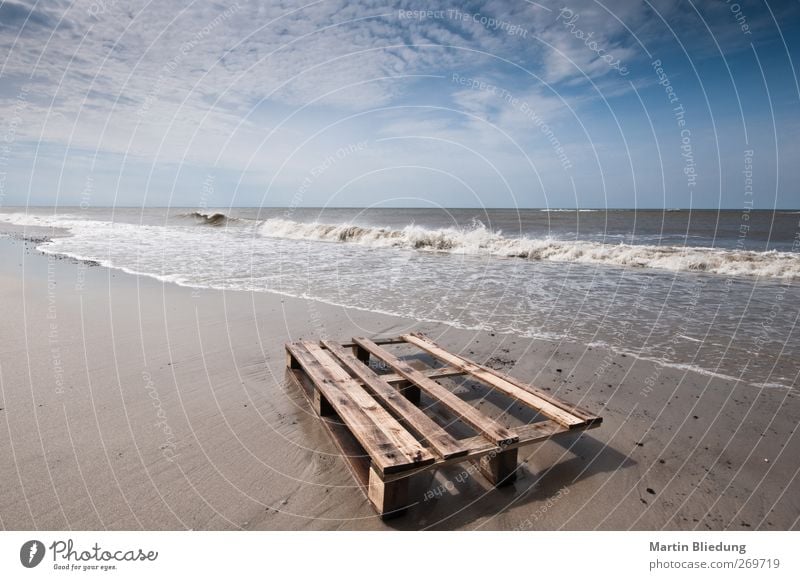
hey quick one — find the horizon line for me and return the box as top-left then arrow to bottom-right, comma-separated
4,205 -> 800,211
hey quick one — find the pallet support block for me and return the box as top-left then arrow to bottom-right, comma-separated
368,466 -> 410,518
353,344 -> 370,365
313,388 -> 336,417
478,447 -> 519,487
286,350 -> 301,370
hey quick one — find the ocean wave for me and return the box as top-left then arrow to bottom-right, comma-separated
539,208 -> 600,212
2,212 -> 799,279
586,340 -> 794,390
179,210 -> 234,226
258,218 -> 800,279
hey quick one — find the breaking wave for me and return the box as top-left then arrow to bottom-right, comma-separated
179,210 -> 235,226
258,218 -> 800,279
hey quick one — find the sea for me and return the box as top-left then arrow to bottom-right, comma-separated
1,207 -> 798,391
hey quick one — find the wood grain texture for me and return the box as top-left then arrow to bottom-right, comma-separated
402,333 -> 593,429
286,342 -> 434,474
323,340 -> 470,460
352,337 -> 519,446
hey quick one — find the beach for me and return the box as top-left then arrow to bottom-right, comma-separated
1,225 -> 798,531
3,3 -> 800,576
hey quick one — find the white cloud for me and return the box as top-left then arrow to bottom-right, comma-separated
3,0 -> 787,208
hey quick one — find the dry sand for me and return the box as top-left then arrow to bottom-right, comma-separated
0,233 -> 798,530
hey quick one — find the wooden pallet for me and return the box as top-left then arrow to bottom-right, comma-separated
285,332 -> 602,518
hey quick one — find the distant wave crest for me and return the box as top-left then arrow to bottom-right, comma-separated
179,210 -> 234,226
258,218 -> 800,279
539,208 -> 600,212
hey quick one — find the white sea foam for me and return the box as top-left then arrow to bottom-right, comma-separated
1,211 -> 795,391
0,212 -> 84,229
539,208 -> 600,212
258,217 -> 800,279
584,340 -> 793,391
3,212 -> 799,279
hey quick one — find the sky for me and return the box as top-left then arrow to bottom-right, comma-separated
0,0 -> 798,209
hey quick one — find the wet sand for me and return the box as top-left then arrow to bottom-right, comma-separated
0,233 -> 798,530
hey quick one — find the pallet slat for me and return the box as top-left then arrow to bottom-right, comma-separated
286,367 -> 372,487
482,364 -> 601,425
407,333 -> 600,424
287,342 -> 434,475
322,340 -> 470,460
402,333 -> 589,429
379,419 -> 594,484
352,337 -> 519,446
380,365 -> 466,385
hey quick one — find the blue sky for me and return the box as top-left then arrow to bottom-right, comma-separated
0,0 -> 798,209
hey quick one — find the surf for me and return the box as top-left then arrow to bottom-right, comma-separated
258,217 -> 800,280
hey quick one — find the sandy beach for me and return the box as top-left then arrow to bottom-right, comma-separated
1,231 -> 797,531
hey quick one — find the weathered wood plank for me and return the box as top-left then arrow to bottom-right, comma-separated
286,367 -> 372,488
352,337 -> 518,446
339,337 -> 408,348
323,340 -> 469,460
485,368 -> 602,425
286,342 -> 434,474
378,419 -> 586,483
406,333 -> 601,424
402,333 -> 588,429
514,420 -> 568,440
303,342 -> 436,470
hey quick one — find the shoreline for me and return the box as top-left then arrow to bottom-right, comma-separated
7,227 -> 796,393
0,234 -> 798,530
3,212 -> 799,282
